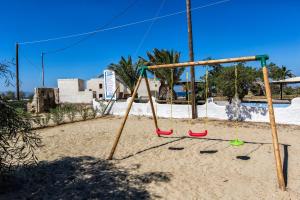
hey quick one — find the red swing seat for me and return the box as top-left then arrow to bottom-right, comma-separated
156,128 -> 173,136
188,129 -> 208,137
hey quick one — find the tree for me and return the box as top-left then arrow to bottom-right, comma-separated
0,61 -> 41,177
142,48 -> 184,100
266,63 -> 295,96
267,62 -> 294,81
200,57 -> 224,97
3,91 -> 15,100
0,61 -> 14,87
108,56 -> 140,96
208,63 -> 258,102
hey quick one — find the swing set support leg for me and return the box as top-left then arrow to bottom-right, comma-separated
259,55 -> 286,191
107,70 -> 144,160
144,73 -> 159,132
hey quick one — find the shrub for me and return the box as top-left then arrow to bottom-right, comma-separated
50,107 -> 65,125
64,104 -> 78,122
78,105 -> 89,121
90,107 -> 99,119
32,113 -> 51,128
0,99 -> 42,176
94,100 -> 108,116
98,101 -> 106,115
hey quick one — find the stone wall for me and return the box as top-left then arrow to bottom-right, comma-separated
28,88 -> 59,113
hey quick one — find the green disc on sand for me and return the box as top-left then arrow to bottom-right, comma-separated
230,139 -> 244,146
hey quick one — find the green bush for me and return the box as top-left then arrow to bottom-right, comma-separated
7,100 -> 29,111
50,107 -> 65,125
0,99 -> 42,175
64,104 -> 78,122
78,105 -> 89,121
90,107 -> 99,119
32,113 -> 51,128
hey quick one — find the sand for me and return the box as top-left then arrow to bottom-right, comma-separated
2,116 -> 300,199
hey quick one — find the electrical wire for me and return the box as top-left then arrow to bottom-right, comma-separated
133,0 -> 166,57
44,0 -> 139,54
21,54 -> 39,70
21,54 -> 43,85
19,0 -> 230,45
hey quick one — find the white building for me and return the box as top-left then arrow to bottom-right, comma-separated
86,75 -> 132,100
57,75 -> 160,104
58,79 -> 94,104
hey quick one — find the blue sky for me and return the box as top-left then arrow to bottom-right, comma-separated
1,0 -> 300,92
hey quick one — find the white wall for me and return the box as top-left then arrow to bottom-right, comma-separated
58,79 -> 93,104
87,78 -> 104,99
93,97 -> 300,126
137,78 -> 160,97
87,77 -> 132,99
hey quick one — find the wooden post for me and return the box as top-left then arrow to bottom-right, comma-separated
144,74 -> 158,130
101,86 -> 119,116
262,66 -> 286,190
280,83 -> 283,100
108,75 -> 143,160
186,0 -> 197,119
16,43 -> 20,100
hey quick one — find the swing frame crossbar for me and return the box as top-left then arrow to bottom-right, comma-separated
107,54 -> 286,191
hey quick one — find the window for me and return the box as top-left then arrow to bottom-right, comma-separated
93,93 -> 96,98
99,84 -> 103,89
99,94 -> 103,98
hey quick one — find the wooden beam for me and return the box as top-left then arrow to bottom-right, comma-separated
148,56 -> 257,70
262,66 -> 286,190
144,75 -> 159,131
108,75 -> 143,160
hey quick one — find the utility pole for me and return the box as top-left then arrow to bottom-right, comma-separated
186,0 -> 197,118
16,43 -> 20,100
41,52 -> 45,87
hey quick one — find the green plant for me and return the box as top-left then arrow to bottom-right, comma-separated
64,104 -> 78,122
78,105 -> 89,121
50,107 -> 65,125
0,61 -> 14,87
108,56 -> 140,96
32,113 -> 51,127
267,62 -> 294,81
141,48 -> 184,100
90,107 -> 99,119
0,99 -> 42,175
94,100 -> 106,116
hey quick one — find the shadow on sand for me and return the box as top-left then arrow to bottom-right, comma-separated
0,156 -> 171,199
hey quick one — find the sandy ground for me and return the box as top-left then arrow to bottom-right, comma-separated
2,116 -> 300,199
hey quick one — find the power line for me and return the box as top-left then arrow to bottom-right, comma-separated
19,0 -> 230,45
44,0 -> 139,55
21,54 -> 43,86
134,0 -> 166,57
21,54 -> 39,70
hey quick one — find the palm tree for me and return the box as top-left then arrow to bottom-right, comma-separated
267,63 -> 294,81
108,56 -> 140,96
141,48 -> 184,100
278,66 -> 294,80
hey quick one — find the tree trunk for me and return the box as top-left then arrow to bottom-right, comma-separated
166,88 -> 177,102
158,82 -> 167,100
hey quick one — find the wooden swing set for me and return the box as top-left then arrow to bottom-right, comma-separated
107,54 -> 286,191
